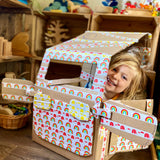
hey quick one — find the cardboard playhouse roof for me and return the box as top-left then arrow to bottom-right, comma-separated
48,31 -> 151,56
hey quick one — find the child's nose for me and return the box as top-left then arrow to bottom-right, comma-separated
113,72 -> 120,80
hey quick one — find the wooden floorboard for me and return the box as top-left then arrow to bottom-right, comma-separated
0,115 -> 153,160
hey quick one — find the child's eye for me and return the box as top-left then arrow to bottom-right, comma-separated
112,68 -> 117,72
122,75 -> 127,80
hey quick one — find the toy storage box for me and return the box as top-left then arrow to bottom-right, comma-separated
2,31 -> 158,160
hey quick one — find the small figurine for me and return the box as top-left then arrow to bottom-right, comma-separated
102,0 -> 118,7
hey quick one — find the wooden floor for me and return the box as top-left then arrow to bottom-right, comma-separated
0,115 -> 153,160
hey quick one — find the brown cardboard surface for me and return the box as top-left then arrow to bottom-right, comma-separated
102,100 -> 156,146
38,86 -> 96,108
76,31 -> 149,42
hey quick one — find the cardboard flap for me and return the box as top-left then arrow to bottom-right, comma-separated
99,100 -> 157,146
2,78 -> 35,103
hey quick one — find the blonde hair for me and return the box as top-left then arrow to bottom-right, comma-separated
109,47 -> 147,100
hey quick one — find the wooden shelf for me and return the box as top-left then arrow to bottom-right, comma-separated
0,0 -> 30,9
43,11 -> 91,19
0,56 -> 26,63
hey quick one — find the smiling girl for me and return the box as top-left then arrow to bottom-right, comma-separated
103,48 -> 147,100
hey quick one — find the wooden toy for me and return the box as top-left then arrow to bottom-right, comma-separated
67,0 -> 81,12
11,32 -> 32,57
0,37 -> 12,57
45,20 -> 70,47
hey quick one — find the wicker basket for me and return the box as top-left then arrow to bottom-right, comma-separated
0,104 -> 31,129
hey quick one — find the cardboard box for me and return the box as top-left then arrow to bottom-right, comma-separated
1,31 -> 158,160
90,14 -> 160,71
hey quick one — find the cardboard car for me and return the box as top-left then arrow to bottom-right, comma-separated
2,31 -> 157,160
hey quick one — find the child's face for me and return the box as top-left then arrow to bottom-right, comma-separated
105,65 -> 135,95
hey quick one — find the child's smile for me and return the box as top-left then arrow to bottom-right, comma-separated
105,65 -> 135,97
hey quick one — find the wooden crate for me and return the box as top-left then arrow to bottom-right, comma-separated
0,12 -> 32,80
90,13 -> 160,71
33,12 -> 91,57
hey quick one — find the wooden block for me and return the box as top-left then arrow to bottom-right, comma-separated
8,42 -> 12,56
0,37 -> 4,56
11,32 -> 31,57
3,39 -> 8,56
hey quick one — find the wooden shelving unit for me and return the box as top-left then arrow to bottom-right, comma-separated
0,0 -> 32,80
0,56 -> 26,63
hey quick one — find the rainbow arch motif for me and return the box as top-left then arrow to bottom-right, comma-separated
121,146 -> 126,151
76,132 -> 82,137
145,116 -> 154,124
58,101 -> 63,106
82,129 -> 88,134
18,96 -> 23,101
110,106 -> 117,112
6,83 -> 11,88
84,145 -> 90,151
59,135 -> 64,140
14,84 -> 19,89
85,135 -> 91,141
66,122 -> 71,127
75,142 -> 81,147
52,123 -> 57,128
45,129 -> 49,134
74,125 -> 79,131
67,138 -> 72,144
133,113 -> 141,119
38,118 -> 43,123
22,85 -> 27,90
3,95 -> 8,99
84,151 -> 90,156
58,120 -> 63,125
61,88 -> 66,93
86,94 -> 92,100
68,129 -> 73,134
77,92 -> 83,97
75,150 -> 80,155
11,95 -> 16,100
45,121 -> 50,125
52,132 -> 57,137
121,109 -> 128,115
43,115 -> 48,120
69,90 -> 74,95
60,126 -> 65,131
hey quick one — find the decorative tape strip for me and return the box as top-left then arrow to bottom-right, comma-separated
100,126 -> 108,160
109,144 -> 143,155
92,104 -> 111,119
73,38 -> 135,44
2,93 -> 32,102
80,71 -> 94,81
45,48 -> 111,60
36,81 -> 103,103
147,99 -> 152,109
3,82 -> 35,90
56,42 -> 133,50
101,119 -> 153,141
103,102 -> 157,125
